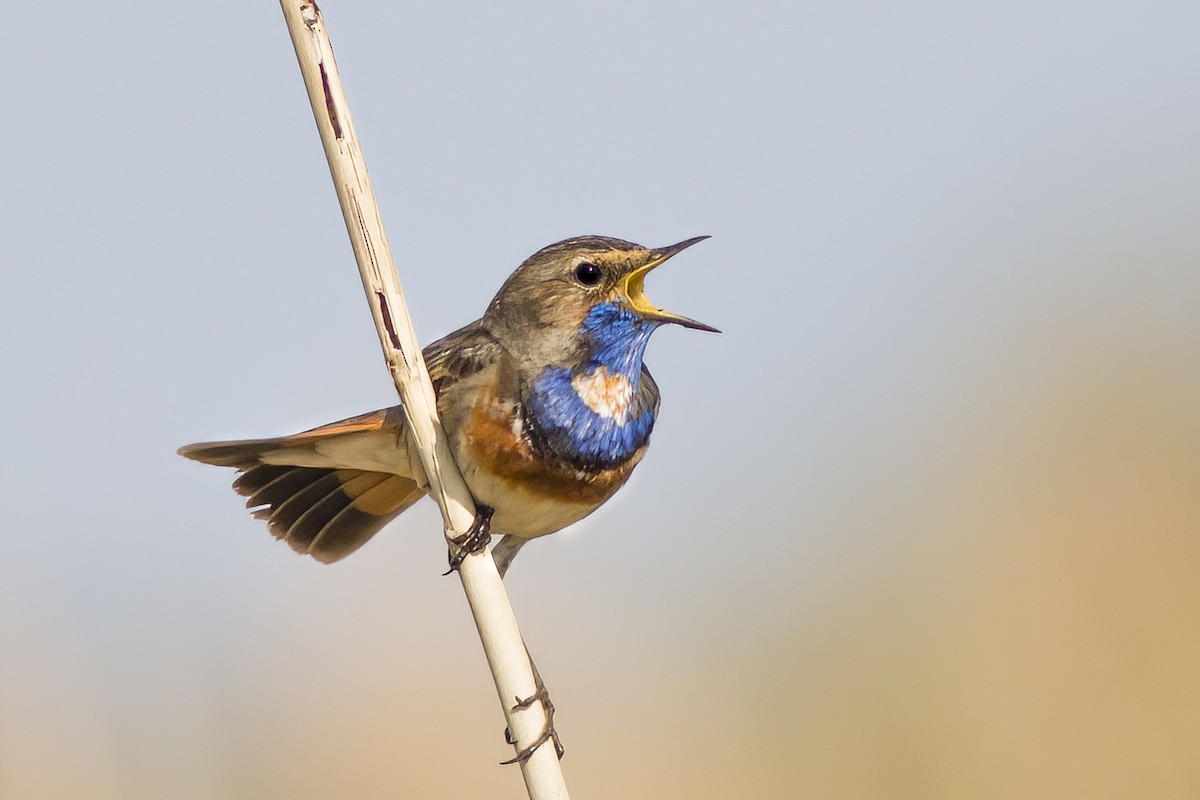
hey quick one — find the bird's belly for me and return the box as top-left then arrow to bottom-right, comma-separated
454,387 -> 644,539
462,464 -> 601,537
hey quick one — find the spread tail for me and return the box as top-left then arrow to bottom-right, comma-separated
179,408 -> 423,562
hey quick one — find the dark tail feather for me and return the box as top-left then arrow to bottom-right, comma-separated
236,464 -> 423,563
182,448 -> 424,563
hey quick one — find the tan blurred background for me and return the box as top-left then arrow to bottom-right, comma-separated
2,1 -> 1198,798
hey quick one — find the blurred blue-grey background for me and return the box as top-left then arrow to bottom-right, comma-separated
3,2 -> 1198,797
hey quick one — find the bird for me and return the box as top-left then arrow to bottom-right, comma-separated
179,235 -> 716,576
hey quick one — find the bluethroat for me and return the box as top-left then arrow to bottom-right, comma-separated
180,235 -> 716,574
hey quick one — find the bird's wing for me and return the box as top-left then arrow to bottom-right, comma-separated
423,320 -> 510,397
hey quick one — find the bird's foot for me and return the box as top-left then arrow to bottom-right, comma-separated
443,505 -> 494,574
500,680 -> 564,764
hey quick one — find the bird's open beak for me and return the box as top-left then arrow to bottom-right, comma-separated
620,236 -> 720,333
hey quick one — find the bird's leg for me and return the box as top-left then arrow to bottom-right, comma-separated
500,646 -> 564,764
490,534 -> 528,579
444,504 -> 494,574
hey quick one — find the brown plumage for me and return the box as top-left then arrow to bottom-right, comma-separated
180,235 -> 715,569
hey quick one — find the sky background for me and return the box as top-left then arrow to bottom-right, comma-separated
3,1 -> 1199,798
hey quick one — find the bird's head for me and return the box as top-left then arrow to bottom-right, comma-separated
483,235 -> 717,370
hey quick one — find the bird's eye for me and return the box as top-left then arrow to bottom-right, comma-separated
574,262 -> 603,286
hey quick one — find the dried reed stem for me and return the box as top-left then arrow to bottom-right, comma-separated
278,3 -> 569,797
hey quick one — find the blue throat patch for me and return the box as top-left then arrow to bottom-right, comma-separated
527,302 -> 659,467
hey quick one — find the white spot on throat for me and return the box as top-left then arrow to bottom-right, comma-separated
572,367 -> 633,423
